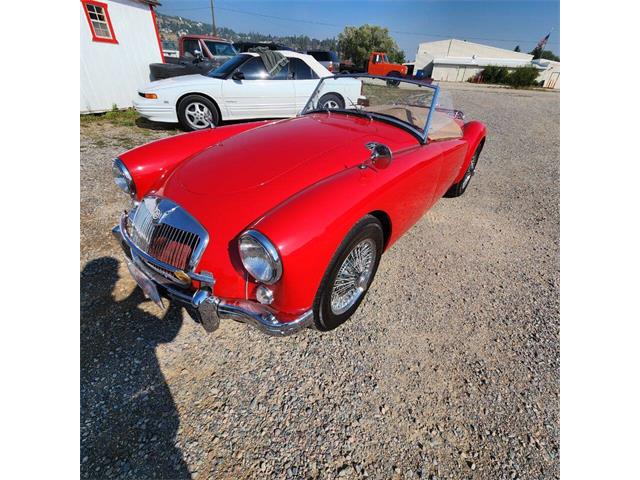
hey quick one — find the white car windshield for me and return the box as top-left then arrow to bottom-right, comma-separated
207,54 -> 250,78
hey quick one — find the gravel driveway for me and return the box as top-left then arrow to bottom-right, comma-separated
81,84 -> 559,479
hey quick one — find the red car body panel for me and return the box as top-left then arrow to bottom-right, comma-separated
119,113 -> 486,320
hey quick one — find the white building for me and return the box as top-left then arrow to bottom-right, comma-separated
534,59 -> 561,89
413,39 -> 559,89
80,0 -> 164,113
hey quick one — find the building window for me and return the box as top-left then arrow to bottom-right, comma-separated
81,0 -> 118,44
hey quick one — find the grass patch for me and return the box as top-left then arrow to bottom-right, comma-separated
81,107 -> 140,127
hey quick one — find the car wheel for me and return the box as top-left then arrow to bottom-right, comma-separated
318,93 -> 344,110
444,141 -> 484,198
177,95 -> 219,131
386,71 -> 402,87
313,215 -> 384,331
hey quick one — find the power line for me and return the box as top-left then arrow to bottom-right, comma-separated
158,4 -> 559,46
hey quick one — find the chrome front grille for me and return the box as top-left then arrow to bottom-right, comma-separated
127,197 -> 207,273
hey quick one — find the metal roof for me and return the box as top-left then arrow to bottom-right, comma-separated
433,56 -> 546,70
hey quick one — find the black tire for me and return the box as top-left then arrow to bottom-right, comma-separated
177,94 -> 220,131
386,71 -> 402,87
318,93 -> 345,110
444,140 -> 484,198
313,215 -> 384,331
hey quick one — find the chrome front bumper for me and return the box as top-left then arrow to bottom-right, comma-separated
112,214 -> 313,336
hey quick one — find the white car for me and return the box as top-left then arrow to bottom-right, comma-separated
134,51 -> 363,131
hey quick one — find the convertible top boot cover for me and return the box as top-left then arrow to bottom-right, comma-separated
259,50 -> 289,77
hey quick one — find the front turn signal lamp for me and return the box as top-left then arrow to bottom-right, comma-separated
139,92 -> 158,99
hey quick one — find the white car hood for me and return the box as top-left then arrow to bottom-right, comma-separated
141,74 -> 221,92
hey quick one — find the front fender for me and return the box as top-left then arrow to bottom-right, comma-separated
250,166 -> 387,315
453,121 -> 487,184
118,121 -> 270,200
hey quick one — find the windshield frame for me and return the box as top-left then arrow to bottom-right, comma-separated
206,53 -> 252,79
301,74 -> 441,145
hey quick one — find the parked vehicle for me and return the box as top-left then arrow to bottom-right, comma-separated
161,40 -> 179,59
307,50 -> 341,73
135,51 -> 363,131
340,51 -> 409,85
113,75 -> 487,335
149,35 -> 238,80
234,41 -> 293,52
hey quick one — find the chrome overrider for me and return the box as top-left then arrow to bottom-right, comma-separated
112,210 -> 313,336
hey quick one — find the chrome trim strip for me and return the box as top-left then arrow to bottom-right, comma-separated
218,301 -> 312,336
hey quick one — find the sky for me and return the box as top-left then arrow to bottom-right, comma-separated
156,0 -> 560,59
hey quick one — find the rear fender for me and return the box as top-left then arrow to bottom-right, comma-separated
118,120 -> 271,200
453,121 -> 486,184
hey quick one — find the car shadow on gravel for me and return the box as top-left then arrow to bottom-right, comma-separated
134,116 -> 283,133
81,257 -> 191,479
134,117 -> 181,132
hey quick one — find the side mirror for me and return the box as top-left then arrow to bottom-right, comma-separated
232,71 -> 245,81
365,142 -> 392,169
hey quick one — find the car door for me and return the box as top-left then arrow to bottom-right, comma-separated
222,56 -> 296,119
290,58 -> 321,111
434,139 -> 468,197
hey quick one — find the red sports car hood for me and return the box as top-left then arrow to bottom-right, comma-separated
171,115 -> 369,195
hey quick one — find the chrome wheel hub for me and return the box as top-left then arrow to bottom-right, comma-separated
323,99 -> 339,109
185,102 -> 213,129
330,238 -> 376,315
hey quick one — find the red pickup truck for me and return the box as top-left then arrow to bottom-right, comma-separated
150,34 -> 238,80
340,51 -> 408,84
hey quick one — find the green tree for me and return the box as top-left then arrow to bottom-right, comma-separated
529,47 -> 560,61
337,24 -> 405,68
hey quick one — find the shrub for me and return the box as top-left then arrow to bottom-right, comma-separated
477,65 -> 540,88
481,66 -> 510,84
506,66 -> 539,88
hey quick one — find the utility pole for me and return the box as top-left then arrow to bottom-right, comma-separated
209,0 -> 217,36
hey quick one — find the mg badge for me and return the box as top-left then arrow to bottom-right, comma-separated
174,270 -> 191,283
151,206 -> 162,223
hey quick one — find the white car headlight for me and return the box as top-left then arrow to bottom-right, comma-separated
238,230 -> 282,284
112,158 -> 136,197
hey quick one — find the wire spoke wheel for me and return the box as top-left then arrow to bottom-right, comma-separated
330,238 -> 377,315
461,151 -> 479,189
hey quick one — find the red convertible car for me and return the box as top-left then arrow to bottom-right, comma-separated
112,75 -> 486,335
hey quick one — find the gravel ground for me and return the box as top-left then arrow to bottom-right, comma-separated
81,84 -> 559,480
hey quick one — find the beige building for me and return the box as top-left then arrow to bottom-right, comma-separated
412,39 -> 559,89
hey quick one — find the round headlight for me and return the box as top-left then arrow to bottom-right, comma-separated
112,158 -> 136,197
238,230 -> 282,284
